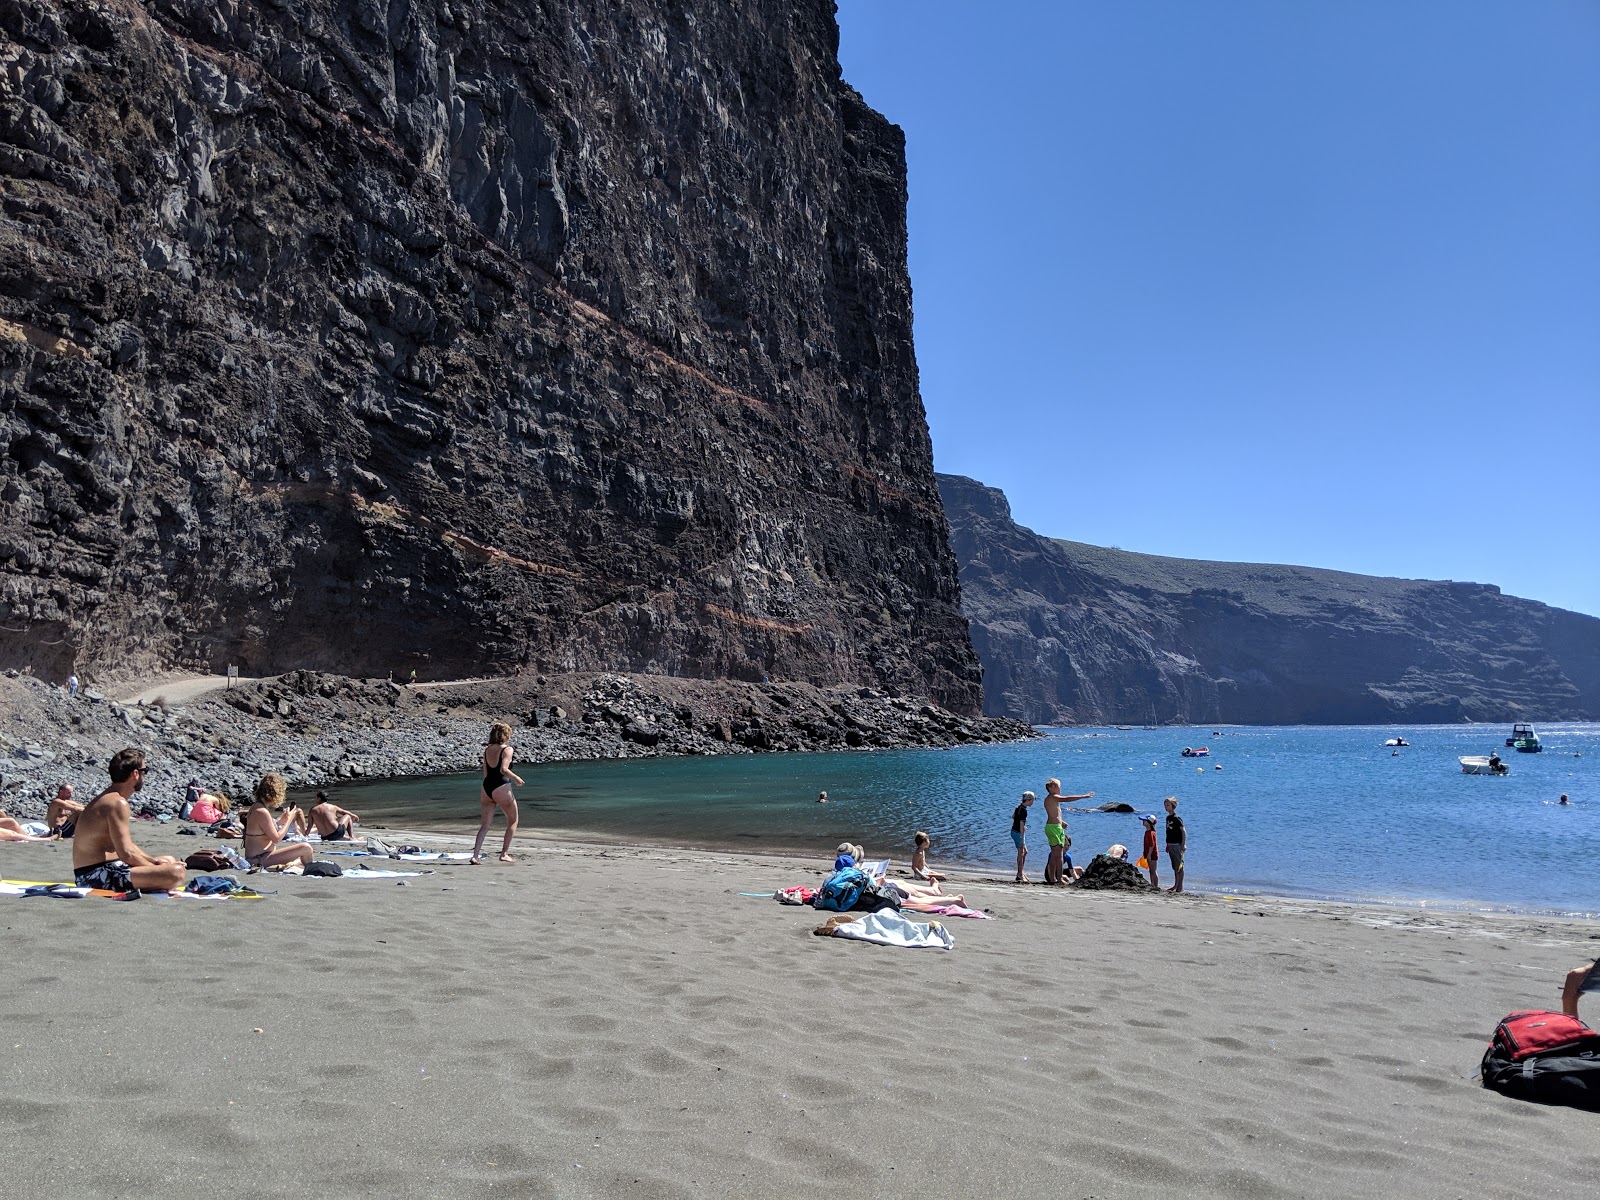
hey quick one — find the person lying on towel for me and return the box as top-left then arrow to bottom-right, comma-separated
72,749 -> 185,893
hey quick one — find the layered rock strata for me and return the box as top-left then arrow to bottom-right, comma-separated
939,473 -> 1600,725
0,1 -> 981,712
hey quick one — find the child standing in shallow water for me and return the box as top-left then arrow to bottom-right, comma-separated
910,831 -> 945,883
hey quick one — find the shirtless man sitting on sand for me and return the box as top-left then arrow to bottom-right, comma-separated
47,783 -> 84,836
72,748 -> 185,893
307,792 -> 361,841
1041,778 -> 1094,886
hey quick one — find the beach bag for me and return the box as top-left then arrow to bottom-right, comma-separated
303,860 -> 344,877
1489,1011 -> 1599,1061
813,866 -> 870,912
1481,1011 -> 1600,1111
185,849 -> 234,872
856,881 -> 903,913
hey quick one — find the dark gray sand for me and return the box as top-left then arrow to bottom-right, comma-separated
3,830 -> 1597,1199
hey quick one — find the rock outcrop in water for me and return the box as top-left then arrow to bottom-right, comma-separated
0,1 -> 982,713
939,473 -> 1600,725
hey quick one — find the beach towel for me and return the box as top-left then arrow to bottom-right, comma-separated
1,878 -> 264,900
920,904 -> 990,919
339,868 -> 432,878
19,883 -> 92,898
814,910 -> 955,950
21,821 -> 49,837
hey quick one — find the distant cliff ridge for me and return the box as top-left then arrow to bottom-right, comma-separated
938,474 -> 1600,726
0,1 -> 982,712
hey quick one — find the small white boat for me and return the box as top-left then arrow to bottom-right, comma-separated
1460,755 -> 1510,776
1385,738 -> 1409,747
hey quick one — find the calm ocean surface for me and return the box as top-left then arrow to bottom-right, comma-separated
325,723 -> 1599,917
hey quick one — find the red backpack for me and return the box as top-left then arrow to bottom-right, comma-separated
1490,1011 -> 1600,1062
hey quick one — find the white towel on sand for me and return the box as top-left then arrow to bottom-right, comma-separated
828,911 -> 954,950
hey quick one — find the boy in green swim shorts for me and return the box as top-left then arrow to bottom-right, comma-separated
1041,777 -> 1094,886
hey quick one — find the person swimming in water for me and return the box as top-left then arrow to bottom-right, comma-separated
472,721 -> 523,864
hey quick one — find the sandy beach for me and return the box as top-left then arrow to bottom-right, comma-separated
3,828 -> 1597,1199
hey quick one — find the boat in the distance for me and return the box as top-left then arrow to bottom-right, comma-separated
1460,754 -> 1510,776
1385,737 -> 1409,747
1180,746 -> 1211,758
1505,723 -> 1542,753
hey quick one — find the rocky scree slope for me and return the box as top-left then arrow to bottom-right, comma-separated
0,0 -> 981,712
0,669 -> 1031,817
939,474 -> 1600,726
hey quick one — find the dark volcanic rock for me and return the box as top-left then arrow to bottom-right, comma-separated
0,669 -> 1032,818
939,474 -> 1600,725
1073,854 -> 1154,892
0,1 -> 981,713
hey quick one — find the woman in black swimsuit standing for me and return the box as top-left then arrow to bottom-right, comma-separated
472,721 -> 524,864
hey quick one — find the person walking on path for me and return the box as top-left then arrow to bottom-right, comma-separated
1011,791 -> 1035,882
1163,796 -> 1186,893
67,673 -> 78,698
1042,778 -> 1093,886
473,721 -> 523,864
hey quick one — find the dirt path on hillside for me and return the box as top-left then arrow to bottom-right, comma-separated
115,673 -> 273,706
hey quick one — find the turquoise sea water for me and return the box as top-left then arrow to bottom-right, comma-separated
323,723 -> 1600,917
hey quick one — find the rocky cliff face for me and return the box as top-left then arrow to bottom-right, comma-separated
939,474 -> 1600,725
0,0 -> 982,712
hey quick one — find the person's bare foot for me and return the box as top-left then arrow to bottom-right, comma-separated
499,853 -> 514,863
470,855 -> 482,865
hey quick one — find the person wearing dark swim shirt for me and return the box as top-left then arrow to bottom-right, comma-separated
1010,791 -> 1035,883
1163,796 -> 1186,893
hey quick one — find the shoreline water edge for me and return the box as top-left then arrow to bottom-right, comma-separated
7,669 -> 1594,921
0,667 -> 1034,817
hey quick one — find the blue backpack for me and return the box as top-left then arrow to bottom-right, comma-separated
813,866 -> 870,912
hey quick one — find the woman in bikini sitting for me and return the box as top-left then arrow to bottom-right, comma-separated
242,773 -> 313,870
472,721 -> 523,865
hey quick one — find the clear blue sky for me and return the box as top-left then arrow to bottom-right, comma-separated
836,0 -> 1600,617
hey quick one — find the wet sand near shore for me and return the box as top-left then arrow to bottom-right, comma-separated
3,829 -> 1597,1199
